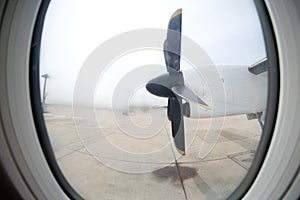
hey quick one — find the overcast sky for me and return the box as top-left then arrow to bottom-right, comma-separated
40,0 -> 266,108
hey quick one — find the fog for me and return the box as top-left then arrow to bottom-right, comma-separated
40,0 -> 266,108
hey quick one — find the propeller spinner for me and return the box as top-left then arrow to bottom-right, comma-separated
146,9 -> 210,155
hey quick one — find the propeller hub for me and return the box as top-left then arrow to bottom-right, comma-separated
145,72 -> 183,98
146,83 -> 173,98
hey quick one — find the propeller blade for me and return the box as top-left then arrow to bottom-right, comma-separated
168,97 -> 185,155
172,85 -> 211,109
164,8 -> 182,72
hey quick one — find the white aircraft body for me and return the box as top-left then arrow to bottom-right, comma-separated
183,63 -> 267,119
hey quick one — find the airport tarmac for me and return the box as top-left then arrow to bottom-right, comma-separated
44,105 -> 261,200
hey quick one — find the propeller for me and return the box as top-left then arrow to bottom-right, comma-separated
146,9 -> 210,155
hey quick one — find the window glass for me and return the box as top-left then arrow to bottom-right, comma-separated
40,0 -> 267,199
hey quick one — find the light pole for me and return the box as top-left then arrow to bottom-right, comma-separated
41,74 -> 49,113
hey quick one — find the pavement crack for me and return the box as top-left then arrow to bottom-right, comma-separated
175,160 -> 188,200
165,125 -> 188,200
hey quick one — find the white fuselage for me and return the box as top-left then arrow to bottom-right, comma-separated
183,65 -> 268,118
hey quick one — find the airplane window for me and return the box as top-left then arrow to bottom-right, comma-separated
33,0 -> 278,199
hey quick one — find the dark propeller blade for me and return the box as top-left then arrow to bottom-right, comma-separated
168,97 -> 185,155
164,8 -> 182,72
